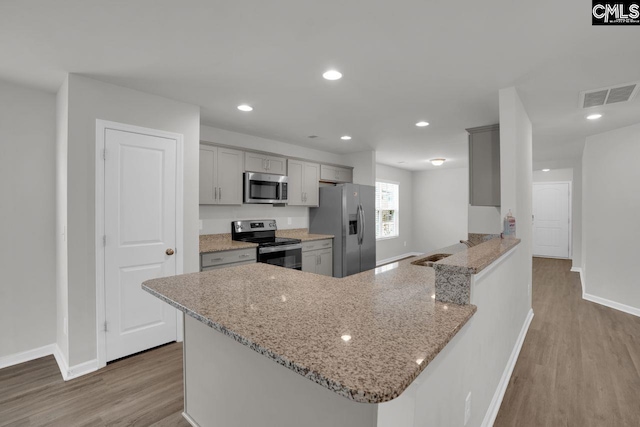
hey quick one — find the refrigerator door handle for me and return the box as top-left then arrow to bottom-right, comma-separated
360,204 -> 365,245
357,204 -> 364,245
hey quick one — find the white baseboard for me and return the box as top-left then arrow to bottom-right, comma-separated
182,412 -> 200,427
53,344 -> 99,381
376,252 -> 422,267
481,308 -> 534,427
0,343 -> 57,370
569,267 -> 584,297
583,293 -> 640,318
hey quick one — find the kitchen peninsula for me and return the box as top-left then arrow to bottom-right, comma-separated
143,236 -> 526,427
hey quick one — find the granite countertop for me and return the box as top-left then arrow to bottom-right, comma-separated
199,229 -> 333,253
143,257 -> 476,404
435,236 -> 520,274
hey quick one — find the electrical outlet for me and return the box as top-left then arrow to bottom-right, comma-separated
287,217 -> 292,225
199,220 -> 203,230
404,241 -> 407,247
464,392 -> 471,425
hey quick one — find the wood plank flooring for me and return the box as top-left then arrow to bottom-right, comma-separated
1,257 -> 639,426
495,257 -> 640,427
0,342 -> 189,427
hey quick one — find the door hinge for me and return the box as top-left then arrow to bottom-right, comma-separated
104,321 -> 108,332
103,235 -> 106,247
102,149 -> 106,160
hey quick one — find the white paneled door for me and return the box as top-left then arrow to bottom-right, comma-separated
533,182 -> 570,258
104,127 -> 178,362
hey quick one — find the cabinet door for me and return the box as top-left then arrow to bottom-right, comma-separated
468,125 -> 500,206
217,147 -> 244,205
320,165 -> 338,182
245,152 -> 268,173
303,162 -> 320,206
265,155 -> 287,175
199,145 -> 217,204
287,160 -> 304,206
317,248 -> 333,277
337,167 -> 352,183
302,251 -> 318,273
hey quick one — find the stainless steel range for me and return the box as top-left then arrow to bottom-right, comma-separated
231,220 -> 302,270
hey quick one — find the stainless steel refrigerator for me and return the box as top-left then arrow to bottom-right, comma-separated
309,184 -> 376,277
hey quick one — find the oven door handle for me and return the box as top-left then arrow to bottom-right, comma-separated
258,244 -> 303,254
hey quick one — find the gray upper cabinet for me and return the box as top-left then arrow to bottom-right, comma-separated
245,152 -> 286,175
199,144 -> 244,205
320,164 -> 353,183
287,159 -> 320,207
467,124 -> 500,207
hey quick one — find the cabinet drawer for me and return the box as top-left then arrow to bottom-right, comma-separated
302,239 -> 333,252
201,248 -> 256,268
201,259 -> 257,271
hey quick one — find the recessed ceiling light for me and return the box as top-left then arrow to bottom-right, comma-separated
323,70 -> 342,80
416,121 -> 430,127
542,169 -> 551,172
237,104 -> 253,112
430,158 -> 446,166
586,113 -> 602,120
340,135 -> 352,140
341,334 -> 351,342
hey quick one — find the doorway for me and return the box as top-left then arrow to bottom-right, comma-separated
96,120 -> 183,366
532,182 -> 571,258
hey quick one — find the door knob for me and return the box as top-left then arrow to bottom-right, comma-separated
166,248 -> 175,256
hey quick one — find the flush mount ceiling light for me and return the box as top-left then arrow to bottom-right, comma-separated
323,70 -> 342,80
416,121 -> 430,127
430,158 -> 446,166
542,169 -> 551,172
340,135 -> 352,140
586,113 -> 602,120
237,104 -> 253,112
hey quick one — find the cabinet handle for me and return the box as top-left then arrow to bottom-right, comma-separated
267,160 -> 271,170
322,242 -> 330,247
316,255 -> 319,265
239,254 -> 251,258
219,187 -> 222,200
307,245 -> 315,249
212,257 -> 223,261
214,187 -> 218,200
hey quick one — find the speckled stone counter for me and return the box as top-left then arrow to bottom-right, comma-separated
199,233 -> 257,253
433,237 -> 520,305
143,257 -> 476,404
199,229 -> 333,253
276,228 -> 334,242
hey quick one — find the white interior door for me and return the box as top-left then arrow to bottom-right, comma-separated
533,182 -> 570,258
104,127 -> 178,362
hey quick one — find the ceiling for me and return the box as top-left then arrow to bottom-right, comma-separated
1,0 -> 639,171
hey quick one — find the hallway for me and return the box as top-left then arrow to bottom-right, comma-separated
495,258 -> 640,426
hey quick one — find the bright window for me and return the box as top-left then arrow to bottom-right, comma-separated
375,181 -> 399,239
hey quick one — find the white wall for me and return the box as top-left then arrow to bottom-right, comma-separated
348,150 -> 376,186
0,79 -> 57,358
468,206 -> 501,234
499,86 -> 533,304
582,122 -> 640,312
532,168 -> 572,182
375,164 -> 414,262
199,125 -> 355,234
62,74 -> 200,366
412,168 -> 469,254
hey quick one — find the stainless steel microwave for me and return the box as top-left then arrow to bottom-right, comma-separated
243,172 -> 288,204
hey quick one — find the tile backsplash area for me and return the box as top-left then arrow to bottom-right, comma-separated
199,204 -> 309,235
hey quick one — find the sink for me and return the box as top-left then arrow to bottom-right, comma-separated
411,253 -> 451,267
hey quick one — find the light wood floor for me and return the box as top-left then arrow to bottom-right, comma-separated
2,258 -> 639,426
0,342 -> 189,426
495,257 -> 640,427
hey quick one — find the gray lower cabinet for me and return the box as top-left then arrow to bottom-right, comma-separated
467,124 -> 501,207
301,239 -> 333,276
200,247 -> 257,271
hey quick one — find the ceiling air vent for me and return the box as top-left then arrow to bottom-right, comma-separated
579,82 -> 639,108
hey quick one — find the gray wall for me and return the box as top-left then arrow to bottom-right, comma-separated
63,74 -> 200,365
0,79 -> 57,358
582,122 -> 640,310
375,164 -> 414,262
412,168 -> 469,254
